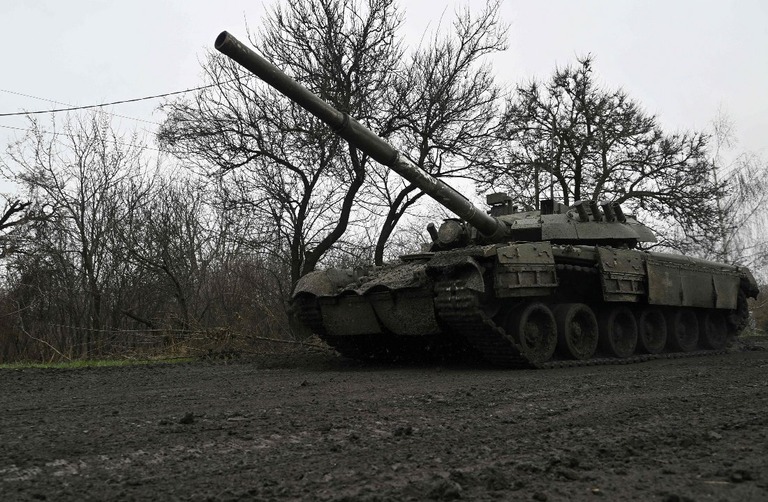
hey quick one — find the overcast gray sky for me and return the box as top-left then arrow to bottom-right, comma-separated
1,0 -> 766,172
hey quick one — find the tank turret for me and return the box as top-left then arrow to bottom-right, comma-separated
214,31 -> 758,368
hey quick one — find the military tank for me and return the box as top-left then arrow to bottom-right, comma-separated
215,31 -> 760,368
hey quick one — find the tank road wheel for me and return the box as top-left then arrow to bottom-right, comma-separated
598,306 -> 638,358
635,308 -> 667,354
506,303 -> 557,365
553,303 -> 599,360
666,309 -> 699,352
699,310 -> 728,350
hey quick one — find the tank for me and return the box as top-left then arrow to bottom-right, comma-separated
215,31 -> 760,367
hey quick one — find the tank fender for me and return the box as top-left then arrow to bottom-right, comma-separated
426,254 -> 485,292
292,269 -> 358,298
354,261 -> 431,295
646,255 -> 741,309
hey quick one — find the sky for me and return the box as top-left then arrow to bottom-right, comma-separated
1,0 -> 767,186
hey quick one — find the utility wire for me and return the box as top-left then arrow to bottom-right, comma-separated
0,89 -> 160,125
0,82 -> 222,118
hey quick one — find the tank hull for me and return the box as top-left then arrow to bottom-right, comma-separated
293,243 -> 757,367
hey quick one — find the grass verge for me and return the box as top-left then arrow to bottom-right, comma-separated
0,357 -> 195,370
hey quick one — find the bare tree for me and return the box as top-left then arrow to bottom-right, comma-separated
159,0 -> 511,277
0,198 -> 34,257
489,56 -> 723,249
3,112 -> 154,355
0,110 -> 303,362
368,0 -> 507,264
159,0 -> 402,284
705,111 -> 768,279
117,176 -> 252,330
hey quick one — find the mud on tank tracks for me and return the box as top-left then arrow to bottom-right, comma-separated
1,343 -> 767,501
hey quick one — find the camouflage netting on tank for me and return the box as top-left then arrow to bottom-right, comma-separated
353,262 -> 430,294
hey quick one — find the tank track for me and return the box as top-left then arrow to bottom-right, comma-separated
296,286 -> 727,368
434,280 -> 530,368
434,280 -> 726,369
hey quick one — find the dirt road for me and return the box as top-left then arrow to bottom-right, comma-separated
2,347 -> 767,501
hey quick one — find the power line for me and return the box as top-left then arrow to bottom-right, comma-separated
0,124 -> 35,133
0,82 -> 222,118
1,89 -> 160,125
2,88 -> 73,106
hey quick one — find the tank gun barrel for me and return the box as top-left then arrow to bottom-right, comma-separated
214,31 -> 508,240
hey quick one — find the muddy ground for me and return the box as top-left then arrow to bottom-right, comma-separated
1,344 -> 767,501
